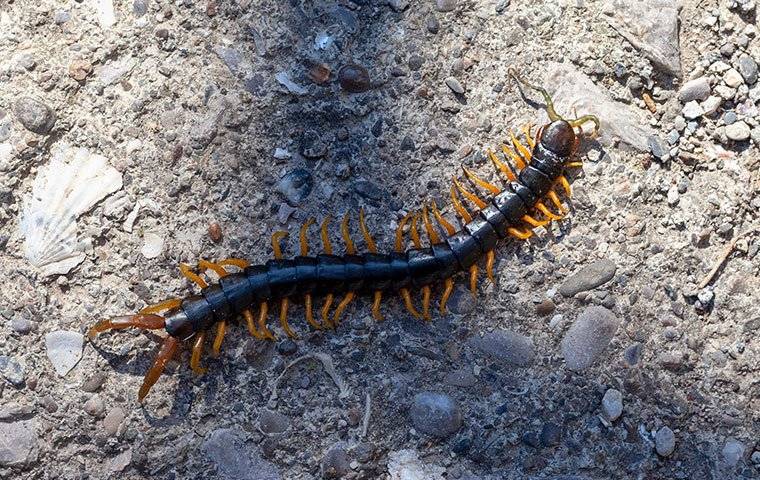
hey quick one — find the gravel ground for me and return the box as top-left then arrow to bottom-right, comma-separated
1,0 -> 759,479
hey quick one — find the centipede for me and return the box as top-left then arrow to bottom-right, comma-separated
88,70 -> 600,402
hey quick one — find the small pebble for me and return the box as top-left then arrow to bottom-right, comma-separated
84,395 -> 106,417
559,259 -> 616,297
677,77 -> 710,103
682,101 -> 704,120
10,316 -> 33,334
723,68 -> 744,88
561,306 -> 620,371
81,372 -> 108,392
444,77 -> 465,94
701,96 -> 722,116
737,55 -> 758,85
435,0 -> 457,12
655,426 -> 676,456
0,356 -> 25,386
208,222 -> 223,243
258,409 -> 290,434
725,121 -> 751,141
601,388 -> 623,421
277,169 -> 314,206
722,438 -> 745,467
14,97 -> 56,134
103,407 -> 125,436
338,64 -> 371,93
276,339 -> 297,356
409,392 -> 462,438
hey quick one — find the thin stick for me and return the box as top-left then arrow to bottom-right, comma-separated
698,224 -> 760,289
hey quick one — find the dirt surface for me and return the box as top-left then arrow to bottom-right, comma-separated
1,0 -> 759,479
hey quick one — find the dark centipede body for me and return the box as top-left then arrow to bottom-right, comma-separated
88,72 -> 601,402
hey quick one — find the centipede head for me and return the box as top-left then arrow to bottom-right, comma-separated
508,67 -> 600,160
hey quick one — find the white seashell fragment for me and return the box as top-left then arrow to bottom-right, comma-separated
45,330 -> 84,377
20,144 -> 123,276
141,231 -> 164,259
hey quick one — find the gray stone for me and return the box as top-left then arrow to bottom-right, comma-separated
202,428 -> 281,480
45,330 -> 84,376
677,77 -> 711,103
133,0 -> 148,17
447,285 -> 476,315
103,407 -> 124,436
561,306 -> 620,371
276,169 -> 313,206
468,330 -> 535,367
601,388 -> 623,421
655,426 -> 676,456
701,96 -> 722,116
682,101 -> 704,120
540,63 -> 654,151
603,0 -> 681,76
722,438 -> 745,466
53,10 -> 71,24
321,442 -> 350,478
725,121 -> 751,141
648,136 -> 667,159
751,451 -> 760,465
409,392 -> 462,438
386,0 -> 409,12
10,316 -> 33,334
738,55 -> 758,85
14,97 -> 56,134
559,259 -> 616,297
81,372 -> 108,392
435,0 -> 457,12
259,410 -> 290,434
445,76 -> 465,94
84,395 -> 105,417
444,368 -> 477,388
723,68 -> 744,88
0,420 -> 37,466
0,355 -> 25,386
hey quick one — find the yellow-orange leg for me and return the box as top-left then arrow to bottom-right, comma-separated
243,309 -> 265,339
508,227 -> 533,240
179,263 -> 208,288
138,336 -> 179,402
510,131 -> 532,164
439,278 -> 454,315
257,302 -> 275,340
522,214 -> 551,228
488,149 -> 517,182
279,298 -> 298,338
191,332 -> 208,374
469,265 -> 478,295
371,291 -> 384,321
522,123 -> 536,150
211,320 -> 226,357
321,294 -> 335,329
485,250 -> 496,284
536,201 -> 563,221
139,298 -> 181,315
333,292 -> 356,326
453,177 -> 487,210
360,209 -> 384,322
304,294 -> 322,330
400,289 -> 421,319
502,144 -> 526,171
558,175 -> 572,196
421,286 -> 432,321
88,314 -> 165,339
547,190 -> 567,213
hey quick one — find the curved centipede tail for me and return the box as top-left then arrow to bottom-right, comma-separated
87,314 -> 166,339
138,336 -> 179,402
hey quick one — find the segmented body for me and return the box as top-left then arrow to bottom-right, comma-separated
166,138 -> 567,341
88,71 -> 600,401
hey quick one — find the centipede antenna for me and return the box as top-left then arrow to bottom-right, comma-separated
507,67 -> 563,122
569,114 -> 601,137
